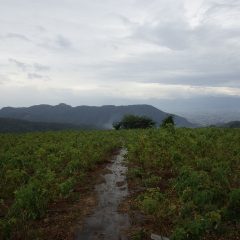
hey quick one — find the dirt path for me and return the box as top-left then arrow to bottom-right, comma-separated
75,148 -> 130,240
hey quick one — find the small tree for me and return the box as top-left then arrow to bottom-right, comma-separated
161,115 -> 175,128
112,121 -> 121,130
113,115 -> 155,130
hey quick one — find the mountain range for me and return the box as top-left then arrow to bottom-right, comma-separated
0,118 -> 93,133
0,104 -> 195,132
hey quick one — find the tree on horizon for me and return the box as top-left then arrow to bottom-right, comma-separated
113,114 -> 155,130
161,115 -> 175,128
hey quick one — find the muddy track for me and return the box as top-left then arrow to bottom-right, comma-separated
75,148 -> 130,240
18,149 -> 129,240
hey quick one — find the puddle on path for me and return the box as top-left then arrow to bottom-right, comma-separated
75,149 -> 130,240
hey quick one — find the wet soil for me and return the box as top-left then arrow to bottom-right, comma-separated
75,148 -> 130,240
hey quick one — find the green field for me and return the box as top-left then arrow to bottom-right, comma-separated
0,128 -> 239,239
125,128 -> 240,240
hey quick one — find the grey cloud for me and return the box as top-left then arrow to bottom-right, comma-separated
94,2 -> 240,87
5,33 -> 31,42
35,25 -> 47,32
151,72 -> 240,87
133,22 -> 190,50
9,58 -> 29,72
28,73 -> 43,79
34,63 -> 50,72
9,59 -> 51,74
1,0 -> 240,107
206,0 -> 240,14
132,20 -> 240,51
127,0 -> 240,52
89,45 -> 240,87
27,73 -> 49,80
38,34 -> 72,51
56,35 -> 72,48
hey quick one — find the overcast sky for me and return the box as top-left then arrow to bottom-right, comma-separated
0,0 -> 240,108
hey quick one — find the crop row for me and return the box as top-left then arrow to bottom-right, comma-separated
0,130 -> 122,239
125,128 -> 240,240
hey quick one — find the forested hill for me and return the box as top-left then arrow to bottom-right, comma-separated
0,118 -> 94,133
0,104 -> 195,128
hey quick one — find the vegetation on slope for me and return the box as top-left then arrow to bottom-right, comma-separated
0,118 -> 95,133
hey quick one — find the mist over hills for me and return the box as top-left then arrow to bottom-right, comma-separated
0,104 -> 195,130
153,96 -> 240,125
218,121 -> 240,128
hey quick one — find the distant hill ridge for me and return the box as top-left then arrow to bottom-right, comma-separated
0,118 -> 94,133
219,121 -> 240,128
0,104 -> 195,129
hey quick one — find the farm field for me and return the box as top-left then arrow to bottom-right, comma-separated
0,128 -> 240,239
0,131 -> 122,239
124,128 -> 240,240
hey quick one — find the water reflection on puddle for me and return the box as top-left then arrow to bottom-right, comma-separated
76,149 -> 129,240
